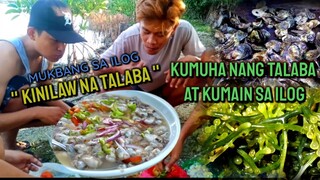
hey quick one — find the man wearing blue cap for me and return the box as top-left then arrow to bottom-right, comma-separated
0,0 -> 86,150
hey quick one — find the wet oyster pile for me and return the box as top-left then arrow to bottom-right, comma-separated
209,3 -> 320,87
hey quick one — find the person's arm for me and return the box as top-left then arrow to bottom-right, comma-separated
0,159 -> 33,177
37,62 -> 71,111
164,55 -> 204,88
0,137 -> 34,177
0,48 -> 61,131
178,100 -> 208,142
163,49 -> 218,169
4,150 -> 42,173
0,78 -> 44,132
165,100 -> 208,168
45,100 -> 70,111
1,97 -> 67,132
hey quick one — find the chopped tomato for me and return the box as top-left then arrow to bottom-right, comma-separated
166,164 -> 189,178
92,102 -> 101,109
82,104 -> 90,109
68,109 -> 74,115
69,107 -> 81,115
87,107 -> 96,113
81,101 -> 88,105
73,107 -> 81,113
71,116 -> 81,126
40,170 -> 54,178
139,164 -> 189,178
139,165 -> 165,177
122,155 -> 142,164
97,127 -> 106,131
98,105 -> 110,112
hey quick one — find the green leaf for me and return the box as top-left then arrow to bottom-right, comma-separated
127,103 -> 136,112
11,14 -> 20,20
7,3 -> 19,8
101,98 -> 116,105
5,9 -> 21,14
63,113 -> 72,119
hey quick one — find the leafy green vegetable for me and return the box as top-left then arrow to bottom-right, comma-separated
127,103 -> 137,112
80,124 -> 95,135
74,111 -> 90,120
99,138 -> 111,154
101,98 -> 116,105
63,113 -> 72,119
89,116 -> 101,124
181,88 -> 320,179
111,103 -> 125,118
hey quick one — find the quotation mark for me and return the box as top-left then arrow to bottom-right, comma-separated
152,64 -> 160,71
11,91 -> 19,98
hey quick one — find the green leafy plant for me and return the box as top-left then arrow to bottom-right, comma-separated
5,0 -> 37,20
106,0 -> 135,18
181,88 -> 320,179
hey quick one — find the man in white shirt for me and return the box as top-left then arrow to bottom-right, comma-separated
96,0 -> 206,106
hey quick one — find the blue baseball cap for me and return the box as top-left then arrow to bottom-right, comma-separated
28,0 -> 86,43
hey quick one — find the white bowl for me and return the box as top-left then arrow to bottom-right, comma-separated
53,90 -> 181,178
29,163 -> 81,177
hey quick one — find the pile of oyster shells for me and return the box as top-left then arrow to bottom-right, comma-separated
209,3 -> 320,87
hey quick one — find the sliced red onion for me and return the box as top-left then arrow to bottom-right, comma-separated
106,124 -> 119,129
103,118 -> 114,125
82,121 -> 88,129
97,124 -> 118,131
106,130 -> 121,143
96,126 -> 118,137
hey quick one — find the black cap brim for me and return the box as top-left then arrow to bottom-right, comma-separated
46,30 -> 87,43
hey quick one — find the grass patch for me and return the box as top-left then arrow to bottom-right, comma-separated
185,18 -> 212,33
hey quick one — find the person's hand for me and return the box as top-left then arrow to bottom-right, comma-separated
35,106 -> 66,125
94,66 -> 124,75
4,150 -> 42,173
163,139 -> 184,171
120,60 -> 145,73
161,97 -> 208,171
152,138 -> 184,173
164,55 -> 201,88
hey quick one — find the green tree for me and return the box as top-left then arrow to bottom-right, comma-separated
5,0 -> 37,20
106,0 -> 135,18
